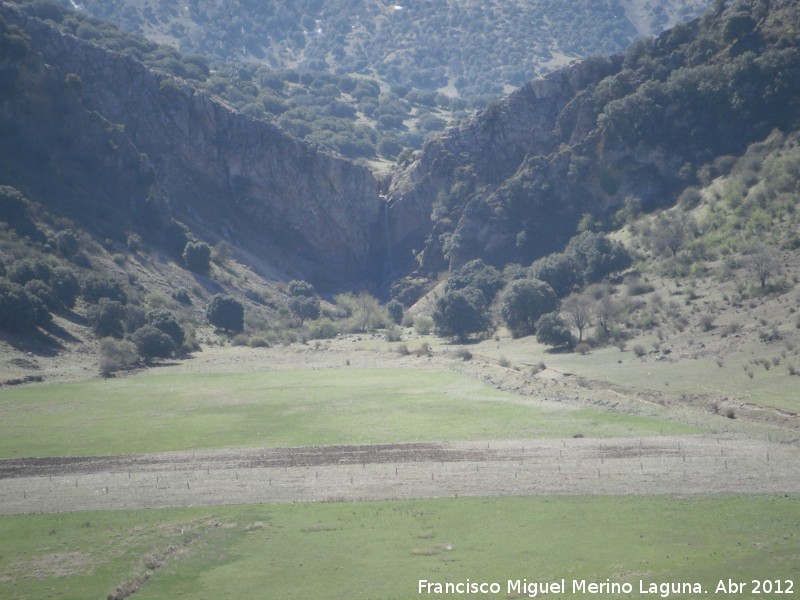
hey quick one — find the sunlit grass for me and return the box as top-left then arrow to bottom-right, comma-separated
0,369 -> 701,458
0,495 -> 797,600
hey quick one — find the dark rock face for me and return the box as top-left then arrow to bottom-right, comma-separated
2,5 -> 381,287
385,57 -> 624,275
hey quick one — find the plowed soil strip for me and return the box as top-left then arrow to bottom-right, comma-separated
0,436 -> 798,515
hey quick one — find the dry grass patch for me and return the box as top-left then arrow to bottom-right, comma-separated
3,551 -> 93,580
301,523 -> 339,533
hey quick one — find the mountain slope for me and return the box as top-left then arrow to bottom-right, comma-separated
385,0 -> 800,298
69,0 -> 709,97
1,2 -> 381,287
5,0 -> 708,167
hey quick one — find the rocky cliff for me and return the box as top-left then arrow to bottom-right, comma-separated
1,3 -> 381,287
385,56 -> 622,275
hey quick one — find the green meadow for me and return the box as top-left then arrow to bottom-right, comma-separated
0,369 -> 700,458
469,335 -> 800,415
0,495 -> 797,600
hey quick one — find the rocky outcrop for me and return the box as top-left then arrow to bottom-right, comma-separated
385,56 -> 623,275
2,4 -> 381,287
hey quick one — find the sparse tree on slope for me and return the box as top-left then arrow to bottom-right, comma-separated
289,295 -> 320,325
562,293 -> 592,343
749,245 -> 779,289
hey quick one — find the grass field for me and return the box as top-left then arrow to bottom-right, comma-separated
0,369 -> 701,458
468,334 -> 800,414
536,343 -> 800,414
0,495 -> 797,600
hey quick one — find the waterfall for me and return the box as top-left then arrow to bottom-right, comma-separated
382,198 -> 394,281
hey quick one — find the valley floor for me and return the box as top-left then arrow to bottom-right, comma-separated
1,333 -> 799,517
1,336 -> 798,599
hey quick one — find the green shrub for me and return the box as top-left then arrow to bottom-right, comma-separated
206,294 -> 244,332
163,220 -> 191,258
231,333 -> 249,346
0,278 -> 49,331
98,337 -> 139,376
146,309 -> 184,346
412,342 -> 431,357
248,336 -> 270,348
0,186 -> 42,240
82,274 -> 127,304
53,229 -> 80,258
445,259 -> 504,302
50,267 -> 80,309
24,279 -> 60,312
414,316 -> 433,336
433,286 -> 490,341
131,325 -> 175,359
386,299 -> 404,324
126,234 -> 142,252
454,348 -> 473,361
535,312 -> 574,348
123,305 -> 147,334
385,326 -> 402,342
182,241 -> 211,274
565,231 -> 632,285
171,288 -> 192,305
87,299 -> 125,339
308,318 -> 338,339
289,295 -> 321,325
287,280 -> 315,297
528,253 -> 579,297
500,278 -> 558,338
7,258 -> 51,286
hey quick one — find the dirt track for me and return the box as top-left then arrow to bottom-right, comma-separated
1,435 -> 798,515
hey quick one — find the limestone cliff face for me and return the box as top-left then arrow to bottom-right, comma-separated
2,5 -> 380,286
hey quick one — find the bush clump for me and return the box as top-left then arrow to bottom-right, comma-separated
131,325 -> 175,360
87,299 -> 126,338
206,294 -> 244,332
98,337 -> 139,376
0,278 -> 50,331
146,309 -> 184,347
182,241 -> 211,274
535,312 -> 574,348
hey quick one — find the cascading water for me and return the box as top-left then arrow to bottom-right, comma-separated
382,197 -> 394,281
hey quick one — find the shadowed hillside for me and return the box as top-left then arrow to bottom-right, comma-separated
1,3 -> 381,288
